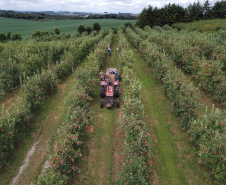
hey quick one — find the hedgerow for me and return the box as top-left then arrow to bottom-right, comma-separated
0,31 -> 106,172
188,107 -> 226,183
126,27 -> 199,128
0,30 -> 106,100
126,27 -> 225,184
116,30 -> 152,185
138,26 -> 226,105
23,70 -> 58,113
34,30 -> 114,184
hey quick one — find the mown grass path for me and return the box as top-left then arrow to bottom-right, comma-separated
74,35 -> 124,185
128,39 -> 210,184
0,75 -> 78,185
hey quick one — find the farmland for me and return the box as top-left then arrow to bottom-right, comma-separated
0,19 -> 225,185
0,17 -> 136,38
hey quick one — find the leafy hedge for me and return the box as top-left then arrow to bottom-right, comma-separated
0,31 -> 106,171
189,107 -> 226,184
23,70 -> 58,113
34,30 -> 114,184
126,27 -> 226,184
126,27 -> 199,128
0,31 -> 106,100
138,26 -> 226,105
116,30 -> 152,185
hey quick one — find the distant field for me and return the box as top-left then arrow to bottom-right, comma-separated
0,17 -> 136,38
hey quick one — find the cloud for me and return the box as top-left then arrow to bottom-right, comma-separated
0,0 -> 219,13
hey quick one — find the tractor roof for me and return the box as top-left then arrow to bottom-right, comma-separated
106,68 -> 117,73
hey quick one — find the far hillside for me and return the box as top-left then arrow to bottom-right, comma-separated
0,17 -> 136,38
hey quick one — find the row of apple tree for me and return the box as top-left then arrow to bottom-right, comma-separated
0,30 -> 103,100
0,30 -> 106,171
126,27 -> 225,184
134,26 -> 226,105
33,30 -> 114,184
143,25 -> 225,69
116,29 -> 152,185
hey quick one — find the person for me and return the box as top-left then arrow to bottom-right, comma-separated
107,44 -> 110,51
99,70 -> 105,80
109,48 -> 111,56
116,45 -> 119,55
112,71 -> 119,81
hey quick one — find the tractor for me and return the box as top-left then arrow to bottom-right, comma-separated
100,68 -> 120,108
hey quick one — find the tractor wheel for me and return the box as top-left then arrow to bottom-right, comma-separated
115,85 -> 119,97
100,99 -> 104,108
100,85 -> 105,98
116,99 -> 120,108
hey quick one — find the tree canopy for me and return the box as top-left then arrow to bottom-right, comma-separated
136,0 -> 226,28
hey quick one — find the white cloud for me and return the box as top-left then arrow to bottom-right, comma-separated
0,0 -> 219,14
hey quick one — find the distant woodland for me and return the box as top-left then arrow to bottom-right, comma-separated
136,0 -> 226,28
0,10 -> 136,20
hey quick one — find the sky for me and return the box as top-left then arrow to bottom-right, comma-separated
0,0 -> 219,14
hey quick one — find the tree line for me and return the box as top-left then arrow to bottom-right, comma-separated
77,22 -> 101,34
0,10 -> 136,21
0,10 -> 84,20
136,0 -> 226,28
87,14 -> 136,20
0,32 -> 22,41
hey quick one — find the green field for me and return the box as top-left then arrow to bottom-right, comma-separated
0,17 -> 136,38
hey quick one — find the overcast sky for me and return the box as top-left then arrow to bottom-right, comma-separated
0,0 -> 219,14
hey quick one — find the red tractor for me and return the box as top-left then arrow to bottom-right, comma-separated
100,68 -> 120,108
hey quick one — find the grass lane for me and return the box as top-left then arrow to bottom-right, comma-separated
74,35 -> 124,185
128,40 -> 210,184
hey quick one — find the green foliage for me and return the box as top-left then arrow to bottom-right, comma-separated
23,70 -> 58,112
126,26 -> 226,184
34,30 -> 114,184
0,33 -> 7,41
55,28 -> 60,35
136,1 -> 226,28
124,22 -> 133,28
78,25 -> 85,34
127,27 -> 200,128
32,30 -> 52,38
212,0 -> 226,19
194,61 -> 226,104
75,67 -> 99,97
6,32 -> 11,39
116,31 -> 152,185
0,110 -> 32,170
140,26 -> 226,104
50,105 -> 93,176
0,30 -> 107,172
85,26 -> 92,34
93,22 -> 101,32
33,168 -> 69,185
12,34 -> 22,41
189,107 -> 226,183
172,19 -> 226,32
0,58 -> 21,98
